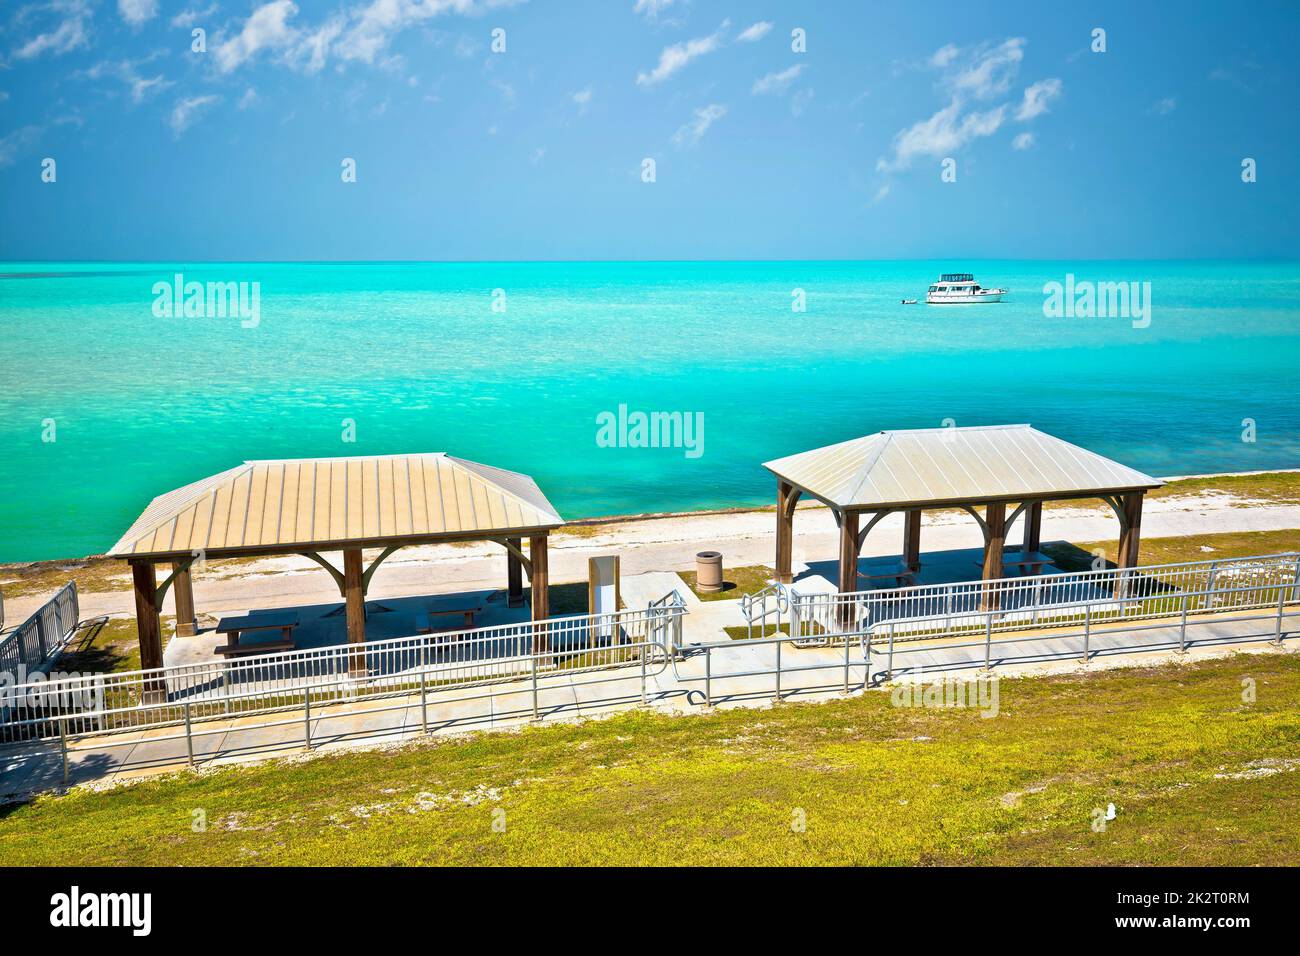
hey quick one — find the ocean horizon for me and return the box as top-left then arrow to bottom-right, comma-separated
2,258 -> 1298,563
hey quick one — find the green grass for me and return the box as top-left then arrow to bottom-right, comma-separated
1,653 -> 1296,866
679,564 -> 774,601
1043,528 -> 1300,573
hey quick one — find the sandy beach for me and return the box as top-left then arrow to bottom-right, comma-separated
5,479 -> 1298,627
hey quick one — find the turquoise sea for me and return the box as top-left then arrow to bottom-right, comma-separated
1,260 -> 1298,563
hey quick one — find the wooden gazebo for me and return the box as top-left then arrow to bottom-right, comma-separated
108,453 -> 565,672
764,424 -> 1163,596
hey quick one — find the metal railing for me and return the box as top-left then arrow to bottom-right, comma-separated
739,582 -> 790,639
0,582 -> 80,678
680,577 -> 1297,706
791,552 -> 1300,643
0,599 -> 685,757
869,578 -> 1296,681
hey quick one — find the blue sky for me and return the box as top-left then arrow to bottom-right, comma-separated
1,0 -> 1297,260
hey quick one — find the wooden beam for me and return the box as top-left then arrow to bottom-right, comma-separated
343,547 -> 366,675
131,561 -> 165,697
507,536 -> 524,607
775,480 -> 799,584
529,534 -> 550,651
856,509 -> 894,552
837,510 -> 861,596
1023,501 -> 1043,554
299,551 -> 347,594
902,509 -> 922,572
170,560 -> 197,637
981,502 -> 1007,610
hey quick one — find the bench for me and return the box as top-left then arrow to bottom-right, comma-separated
416,598 -> 485,634
214,611 -> 299,658
857,563 -> 917,589
974,551 -> 1053,577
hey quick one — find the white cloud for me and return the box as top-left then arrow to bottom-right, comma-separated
170,94 -> 219,134
637,20 -> 729,87
1015,77 -> 1061,121
737,21 -> 772,43
752,64 -> 804,95
13,0 -> 92,60
877,36 -> 1060,175
877,100 -> 1006,172
118,0 -> 158,27
171,4 -> 218,29
571,86 -> 593,113
214,0 -> 300,72
928,43 -> 959,68
0,126 -> 42,167
77,58 -> 173,104
948,37 -> 1024,101
1150,96 -> 1177,115
633,0 -> 677,22
790,87 -> 814,117
530,146 -> 545,164
213,0 -> 520,74
238,87 -> 259,109
671,102 -> 725,147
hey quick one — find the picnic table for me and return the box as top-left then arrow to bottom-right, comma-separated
418,597 -> 485,634
857,562 -> 918,589
214,612 -> 299,657
976,551 -> 1053,577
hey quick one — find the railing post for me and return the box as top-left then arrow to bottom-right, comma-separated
640,649 -> 648,707
59,716 -> 68,786
531,654 -> 540,721
887,623 -> 896,680
183,701 -> 195,765
303,687 -> 312,751
420,668 -> 429,734
774,633 -> 782,703
843,632 -> 851,694
865,630 -> 873,687
704,647 -> 712,708
1082,604 -> 1091,662
984,614 -> 993,671
1179,592 -> 1189,653
1275,587 -> 1287,647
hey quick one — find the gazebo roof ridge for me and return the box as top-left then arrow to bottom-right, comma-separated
108,451 -> 564,559
763,423 -> 1163,511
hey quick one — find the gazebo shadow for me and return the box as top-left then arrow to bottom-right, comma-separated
799,545 -> 1069,592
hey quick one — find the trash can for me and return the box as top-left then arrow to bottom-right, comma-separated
696,551 -> 723,592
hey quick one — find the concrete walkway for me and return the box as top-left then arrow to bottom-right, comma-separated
2,606 -> 1293,801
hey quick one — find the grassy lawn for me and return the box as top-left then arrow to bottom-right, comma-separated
1,653 -> 1296,866
679,564 -> 773,601
1043,528 -> 1300,572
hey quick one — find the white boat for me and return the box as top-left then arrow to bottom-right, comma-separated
925,273 -> 1006,304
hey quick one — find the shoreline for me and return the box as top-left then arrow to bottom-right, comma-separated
3,466 -> 1298,573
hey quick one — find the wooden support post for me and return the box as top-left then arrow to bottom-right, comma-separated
837,511 -> 860,627
775,480 -> 798,585
171,560 -> 197,637
1115,492 -> 1144,598
902,509 -> 922,572
529,534 -> 550,651
343,548 -> 366,675
131,561 -> 165,699
981,502 -> 1007,610
1023,501 -> 1043,554
506,536 -> 524,607
1117,492 -> 1143,570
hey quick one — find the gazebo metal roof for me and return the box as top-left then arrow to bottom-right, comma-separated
763,424 -> 1162,511
109,453 -> 565,559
